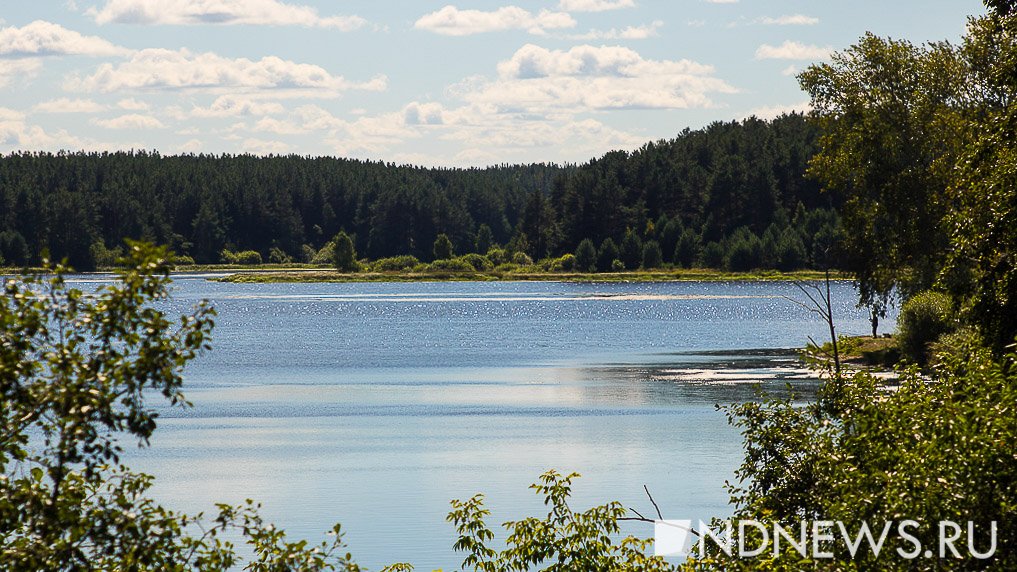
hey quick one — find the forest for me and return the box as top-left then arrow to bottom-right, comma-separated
0,113 -> 841,273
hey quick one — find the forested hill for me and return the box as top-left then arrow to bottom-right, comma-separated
0,112 -> 839,270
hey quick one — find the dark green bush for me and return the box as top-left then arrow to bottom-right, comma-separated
234,250 -> 263,265
426,258 -> 474,272
897,290 -> 955,366
457,253 -> 493,271
574,239 -> 597,272
641,240 -> 663,269
371,255 -> 420,272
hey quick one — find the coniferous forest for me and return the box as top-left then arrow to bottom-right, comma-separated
0,113 -> 840,272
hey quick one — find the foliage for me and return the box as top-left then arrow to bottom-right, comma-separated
725,228 -> 762,272
485,247 -> 510,266
0,242 -> 362,570
433,233 -> 454,261
447,470 -> 675,572
89,240 -> 123,269
542,253 -> 575,272
332,231 -> 359,272
311,242 -> 336,265
511,252 -> 534,266
459,253 -> 494,272
896,290 -> 955,366
798,30 -> 967,307
620,228 -> 643,270
426,258 -> 475,272
642,240 -> 663,269
370,255 -> 421,272
475,224 -> 495,255
692,340 -> 1017,570
597,238 -> 620,273
221,249 -> 263,265
574,239 -> 597,272
268,246 -> 293,264
940,10 -> 1017,353
673,229 -> 700,269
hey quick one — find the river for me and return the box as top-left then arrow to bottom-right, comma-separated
80,276 -> 887,569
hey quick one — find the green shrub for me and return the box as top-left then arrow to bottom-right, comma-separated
610,259 -> 625,272
268,247 -> 292,264
332,231 -> 358,272
486,247 -> 510,266
173,254 -> 196,267
233,250 -> 263,265
897,290 -> 955,366
425,258 -> 474,272
494,262 -> 520,273
700,241 -> 725,268
574,239 -> 597,272
300,244 -> 317,263
641,240 -> 663,269
371,255 -> 420,272
310,243 -> 335,265
544,253 -> 575,272
433,233 -> 454,260
597,238 -> 619,272
457,253 -> 493,271
219,249 -> 238,264
511,251 -> 533,266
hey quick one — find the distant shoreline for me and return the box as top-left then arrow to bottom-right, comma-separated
194,266 -> 850,284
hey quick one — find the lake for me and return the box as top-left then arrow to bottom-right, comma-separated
87,276 -> 886,569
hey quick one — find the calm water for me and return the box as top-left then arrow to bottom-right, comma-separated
76,277 -> 887,569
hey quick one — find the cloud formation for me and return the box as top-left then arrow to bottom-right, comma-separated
91,113 -> 166,129
33,97 -> 106,113
557,0 -> 635,12
414,5 -> 575,36
67,48 -> 387,96
569,21 -> 662,40
0,20 -> 129,57
759,14 -> 819,26
419,44 -> 736,119
89,0 -> 365,30
755,41 -> 831,60
0,59 -> 42,87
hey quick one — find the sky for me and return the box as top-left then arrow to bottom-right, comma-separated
0,0 -> 986,167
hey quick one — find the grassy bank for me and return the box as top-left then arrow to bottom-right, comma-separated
207,267 -> 849,283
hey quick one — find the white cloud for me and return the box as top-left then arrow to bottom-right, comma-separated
0,20 -> 129,57
758,14 -> 819,26
454,44 -> 734,112
252,116 -> 307,135
186,95 -> 287,118
178,138 -> 202,152
0,110 -> 91,151
781,64 -> 798,76
91,113 -> 165,129
755,41 -> 831,60
89,0 -> 365,30
0,59 -> 42,87
67,48 -> 387,96
569,20 -> 662,40
558,0 -> 635,12
241,137 -> 290,155
33,97 -> 106,113
745,100 -> 811,120
414,5 -> 576,36
117,97 -> 149,110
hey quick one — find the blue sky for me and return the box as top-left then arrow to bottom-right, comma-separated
0,0 -> 985,166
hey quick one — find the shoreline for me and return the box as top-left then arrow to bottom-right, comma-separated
202,266 -> 850,284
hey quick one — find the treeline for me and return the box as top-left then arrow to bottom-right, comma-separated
0,113 -> 839,271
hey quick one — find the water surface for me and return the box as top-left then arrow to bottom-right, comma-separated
92,278 -> 886,569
